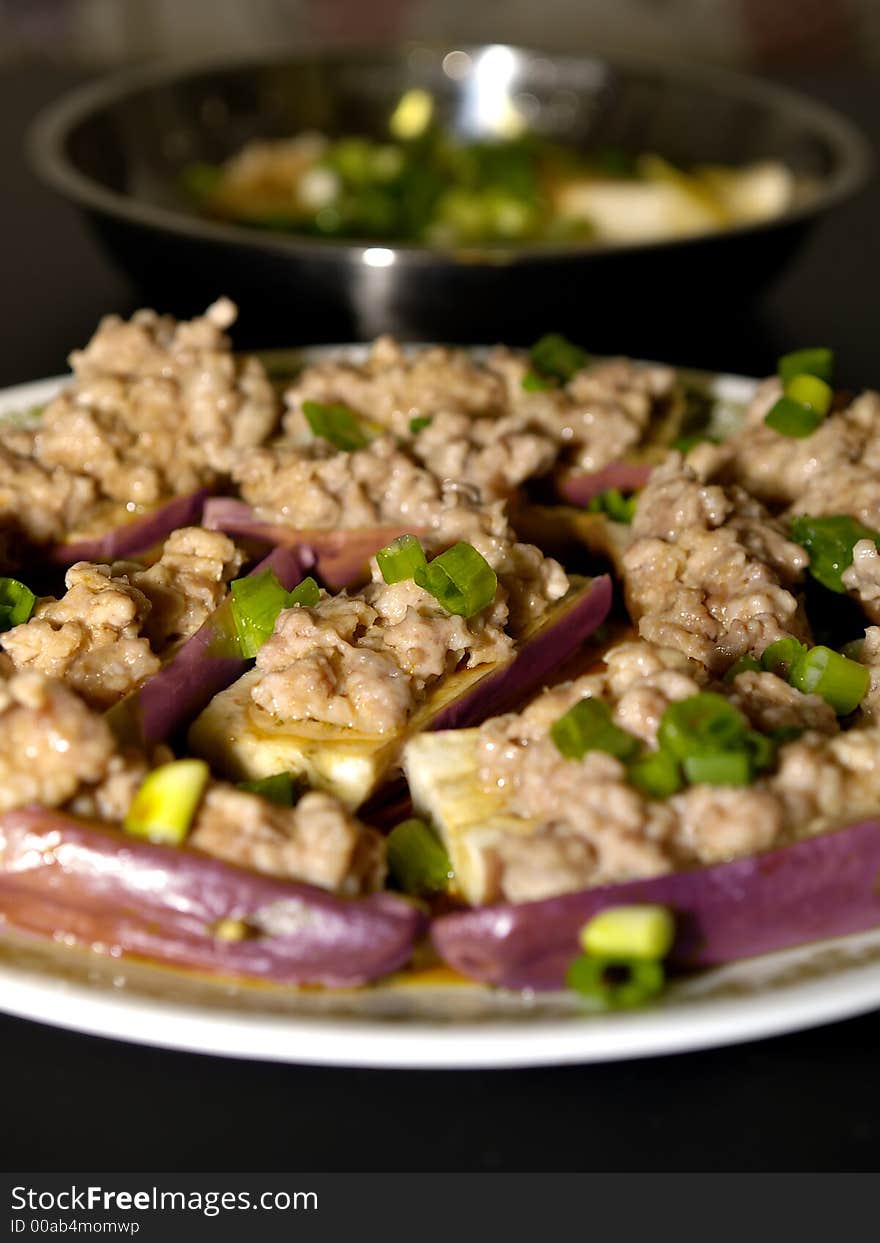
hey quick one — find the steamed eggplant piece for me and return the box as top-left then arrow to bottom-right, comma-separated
109,545 -> 306,747
431,817 -> 880,990
189,574 -> 612,808
0,807 -> 424,987
555,463 -> 653,508
48,489 -> 210,566
203,497 -> 415,590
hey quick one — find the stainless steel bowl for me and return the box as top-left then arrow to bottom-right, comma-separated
28,45 -> 871,349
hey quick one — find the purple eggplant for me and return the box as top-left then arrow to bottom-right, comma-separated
117,545 -> 306,747
48,489 -> 210,566
556,463 -> 653,508
202,497 -> 419,589
0,806 -> 425,986
432,817 -> 880,990
429,574 -> 612,731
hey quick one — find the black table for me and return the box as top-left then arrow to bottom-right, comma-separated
2,64 -> 879,1174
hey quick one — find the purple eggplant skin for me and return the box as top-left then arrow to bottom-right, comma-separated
429,574 -> 613,732
0,807 -> 426,987
556,464 -> 653,508
48,489 -> 210,566
118,545 -> 306,748
432,817 -> 880,990
202,497 -> 417,589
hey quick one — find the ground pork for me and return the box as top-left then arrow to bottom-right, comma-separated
487,347 -> 680,473
118,526 -> 244,647
251,571 -> 512,734
690,387 -> 880,514
189,785 -> 385,894
0,672 -> 118,813
0,561 -> 160,708
465,636 -> 861,902
234,436 -> 569,630
0,436 -> 97,560
283,335 -> 506,440
32,299 -> 278,507
621,456 -> 809,671
409,410 -> 557,500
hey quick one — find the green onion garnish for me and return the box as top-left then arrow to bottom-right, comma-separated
302,400 -> 371,451
387,818 -> 452,896
789,514 -> 880,594
724,654 -> 762,682
230,571 -> 319,658
521,369 -> 555,392
626,747 -> 682,798
764,396 -> 823,438
237,772 -> 300,806
377,534 -> 427,585
785,373 -> 833,416
788,645 -> 869,716
287,576 -> 321,607
124,759 -> 209,846
527,332 -> 587,385
579,905 -> 675,961
657,693 -> 749,760
230,569 -> 292,658
414,541 -> 497,617
551,698 -> 641,763
566,953 -> 665,1010
760,637 -> 808,678
682,750 -> 753,786
778,347 -> 834,386
744,729 -> 778,773
586,487 -> 638,524
0,577 -> 36,631
409,416 -> 432,435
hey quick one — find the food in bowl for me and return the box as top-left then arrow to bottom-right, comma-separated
2,302 -> 880,1007
183,98 -> 794,247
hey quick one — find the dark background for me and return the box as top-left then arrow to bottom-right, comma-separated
2,45 -> 880,1171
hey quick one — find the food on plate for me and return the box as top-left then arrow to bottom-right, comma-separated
183,111 -> 795,248
3,302 -> 880,1010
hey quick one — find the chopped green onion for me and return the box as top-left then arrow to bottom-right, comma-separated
789,514 -> 880,594
230,569 -> 292,658
566,953 -> 665,1009
124,759 -> 209,845
414,541 -> 497,617
551,698 -> 641,763
744,729 -> 777,773
586,487 -> 638,524
789,645 -> 870,715
529,332 -> 587,383
672,432 -> 714,454
0,577 -> 36,631
761,637 -> 808,677
724,654 -> 762,683
770,725 -> 805,746
580,905 -> 675,961
657,693 -> 749,760
377,533 -> 427,585
627,747 -> 683,798
785,373 -> 833,416
302,400 -> 371,451
682,750 -> 752,786
237,772 -> 299,806
287,576 -> 321,608
387,818 -> 451,896
778,347 -> 834,386
409,416 -> 432,434
764,396 -> 823,438
521,369 -> 555,392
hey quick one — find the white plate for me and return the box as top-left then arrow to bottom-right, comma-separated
3,364 -> 880,1069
